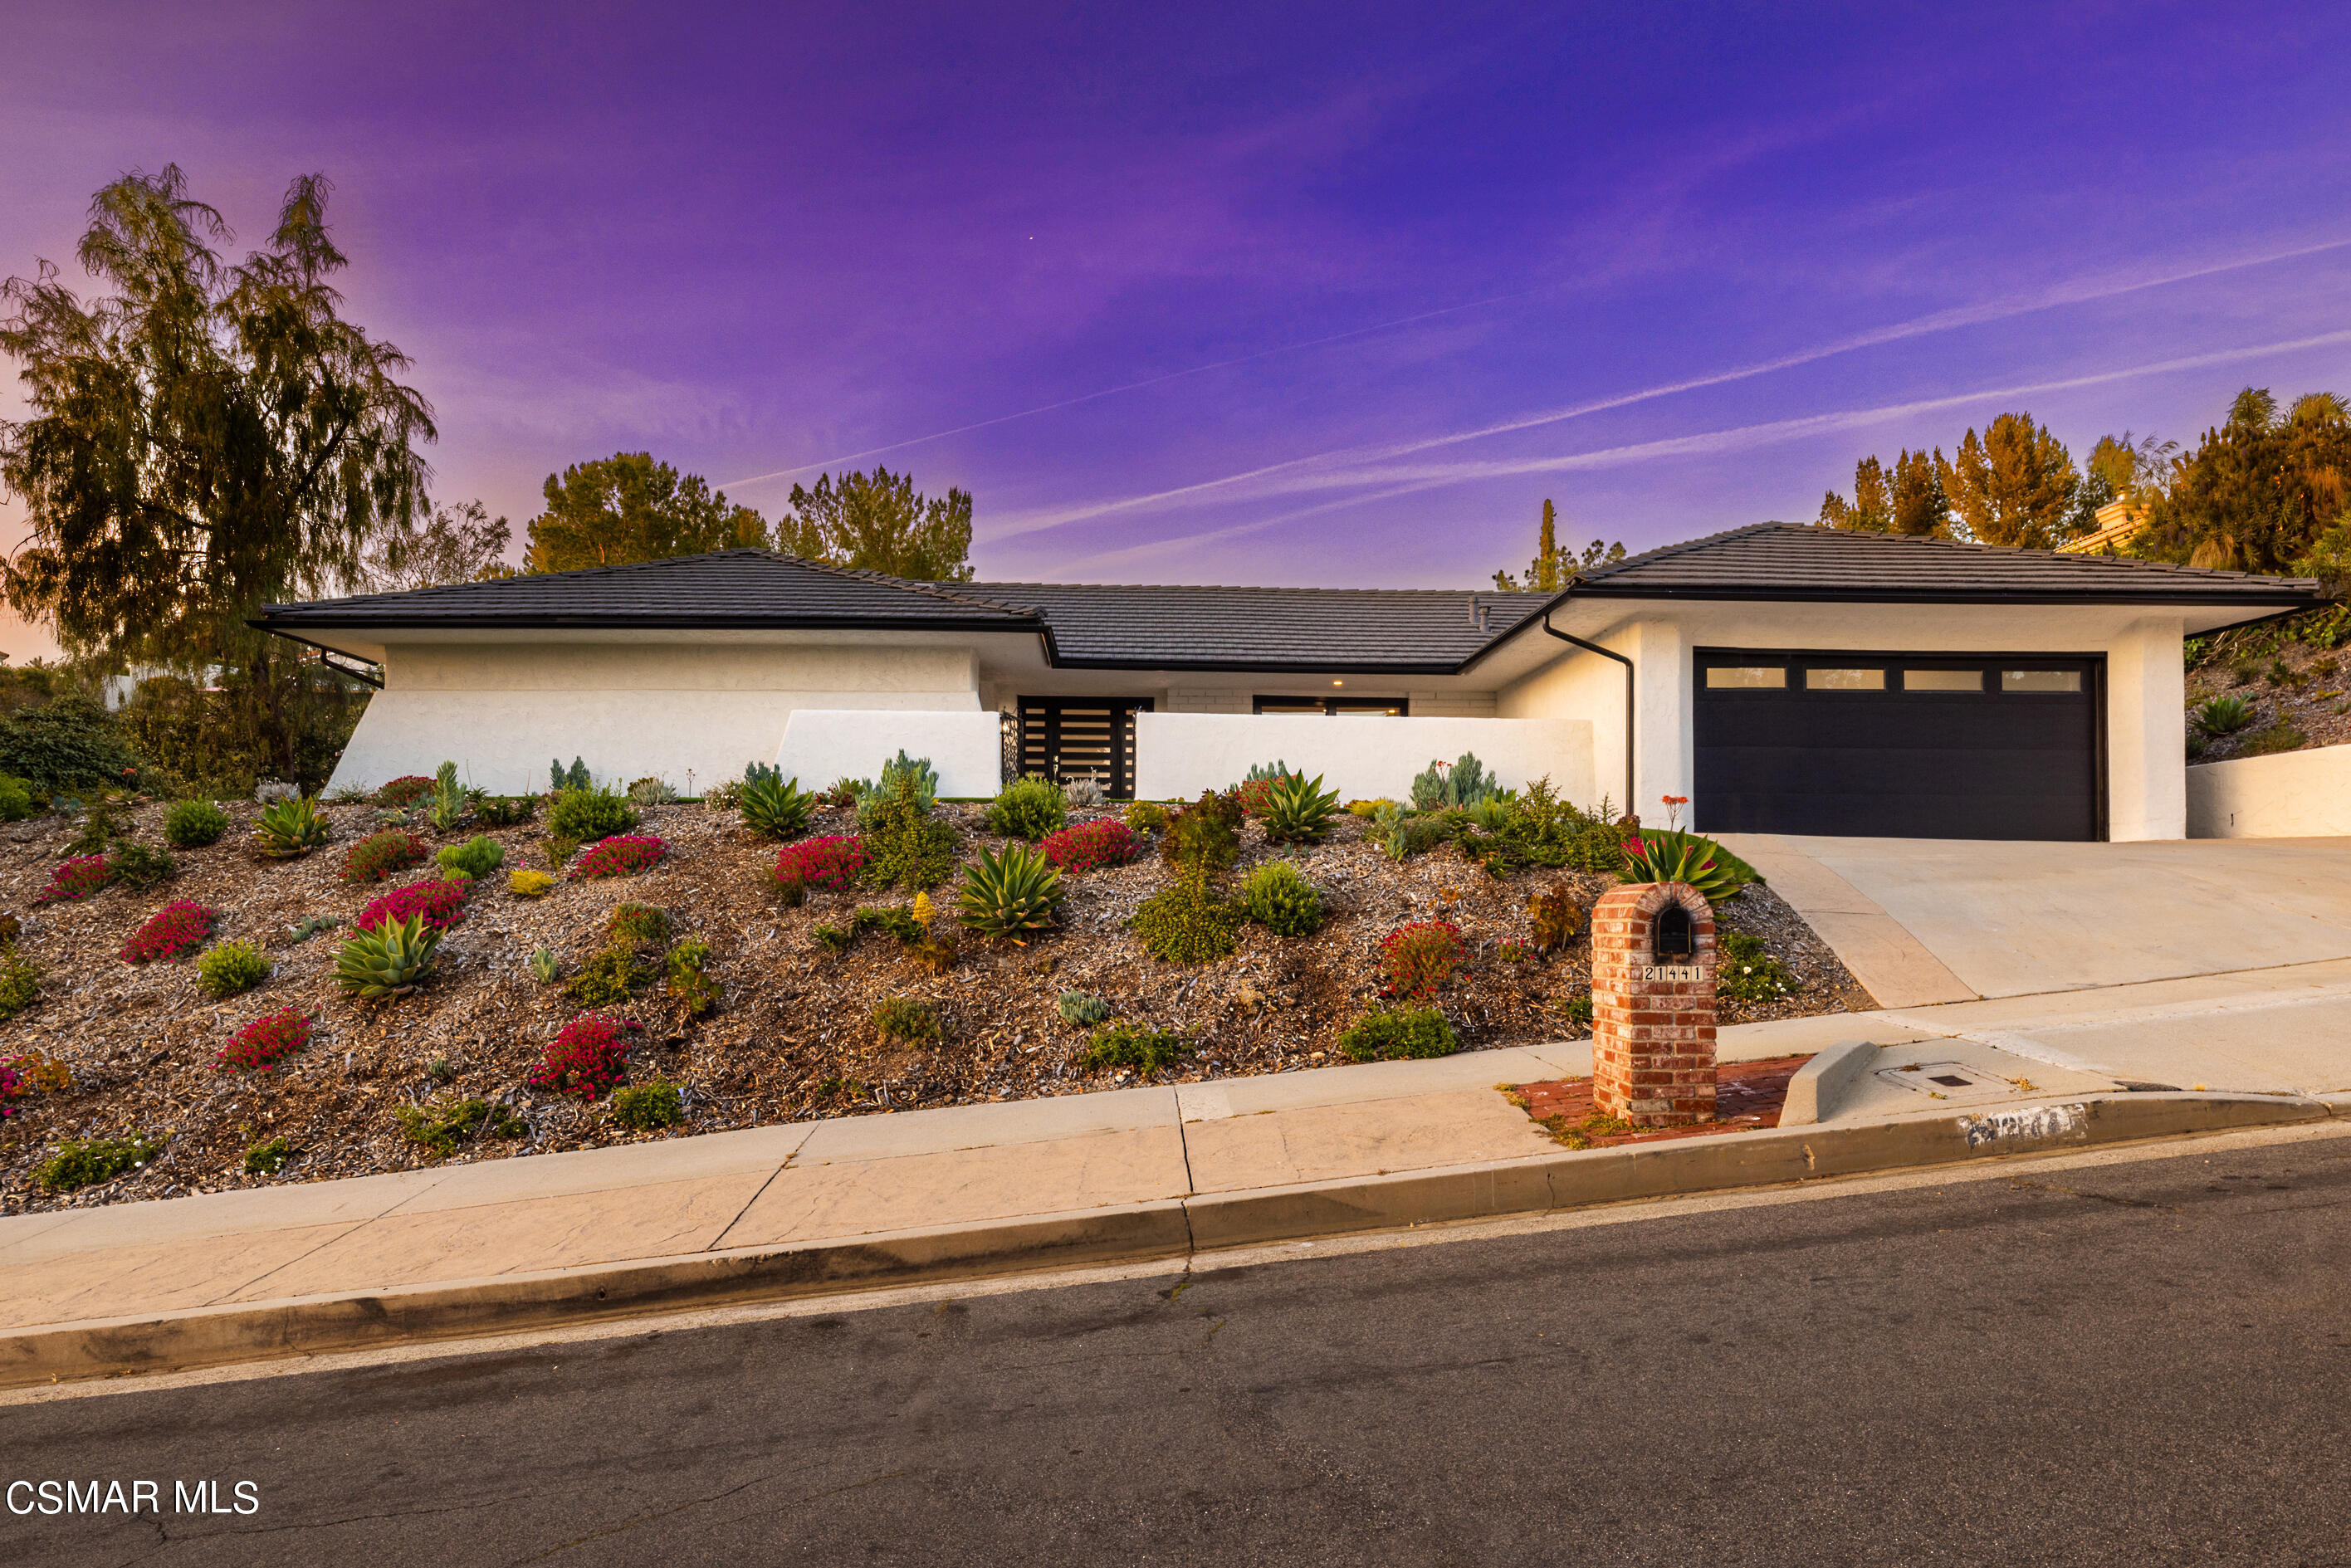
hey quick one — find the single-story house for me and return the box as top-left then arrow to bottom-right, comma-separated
253,522 -> 2319,842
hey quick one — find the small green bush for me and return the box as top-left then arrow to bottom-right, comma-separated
863,773 -> 958,890
667,937 -> 721,1015
985,775 -> 1068,842
1161,790 -> 1243,872
242,1135 -> 297,1175
1058,990 -> 1113,1028
38,1131 -> 167,1191
1132,872 -> 1244,964
1242,861 -> 1323,936
566,946 -> 650,1006
613,1078 -> 686,1131
551,756 -> 594,793
1083,1022 -> 1188,1074
436,835 -> 506,880
397,1097 -> 525,1158
872,995 -> 941,1044
0,775 -> 36,821
849,905 -> 926,944
1718,931 -> 1798,1004
107,840 -> 177,891
0,945 -> 41,1019
547,784 -> 638,843
197,940 -> 271,999
163,799 -> 231,848
606,901 -> 672,946
341,828 -> 428,882
1123,800 -> 1170,835
1337,1008 -> 1459,1062
474,794 -> 538,828
2238,719 -> 2307,758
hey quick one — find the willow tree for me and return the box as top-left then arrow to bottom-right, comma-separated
0,165 -> 433,784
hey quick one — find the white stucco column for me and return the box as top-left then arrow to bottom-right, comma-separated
1632,618 -> 1691,823
2104,616 -> 2187,841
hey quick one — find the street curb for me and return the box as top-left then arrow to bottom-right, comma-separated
0,1092 -> 2329,1390
1777,1038 -> 1878,1126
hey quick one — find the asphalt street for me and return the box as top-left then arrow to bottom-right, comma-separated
7,1133 -> 2351,1566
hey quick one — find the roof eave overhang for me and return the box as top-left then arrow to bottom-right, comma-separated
1563,585 -> 2324,608
251,613 -> 1047,635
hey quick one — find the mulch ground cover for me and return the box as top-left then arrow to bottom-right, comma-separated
0,796 -> 1869,1214
1505,1053 -> 1812,1148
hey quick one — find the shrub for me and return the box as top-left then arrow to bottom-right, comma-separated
1718,931 -> 1798,1004
342,829 -> 428,882
1058,990 -> 1113,1028
871,995 -> 941,1044
1123,800 -> 1170,835
66,799 -> 127,857
1381,815 -> 1450,862
868,750 -> 937,813
2192,695 -> 2256,735
510,868 -> 555,896
2238,719 -> 2307,758
37,1131 -> 167,1192
986,775 -> 1068,841
613,1078 -> 685,1131
474,794 -> 538,828
1083,1022 -> 1188,1074
1337,1008 -> 1459,1062
627,775 -> 678,806
850,905 -> 926,944
529,947 -> 562,984
863,774 -> 958,890
335,915 -> 442,999
35,854 -> 115,903
375,774 -> 437,807
1620,829 -> 1754,902
197,940 -> 271,999
566,946 -> 650,1006
1261,771 -> 1342,844
956,843 -> 1065,940
1039,818 -> 1141,872
436,835 -> 506,880
667,937 -> 721,1015
1241,861 -> 1322,937
256,794 -> 332,858
163,799 -> 231,848
1160,789 -> 1244,872
1527,882 -> 1581,953
548,784 -> 639,843
777,835 -> 868,893
1063,773 -> 1105,808
540,834 -> 580,868
530,1016 -> 633,1099
106,840 -> 177,891
1132,872 -> 1244,964
0,946 -> 42,1019
1380,921 -> 1467,999
1562,993 -> 1595,1028
217,1007 -> 312,1072
0,776 -> 36,821
398,1096 -> 525,1157
243,1136 -> 297,1175
0,695 -> 142,793
1235,763 -> 1286,818
1410,752 -> 1501,810
358,878 -> 472,935
572,834 -> 667,879
607,901 -> 671,946
811,923 -> 852,953
740,770 -> 818,840
550,756 -> 593,792
120,899 -> 218,965
821,775 -> 867,807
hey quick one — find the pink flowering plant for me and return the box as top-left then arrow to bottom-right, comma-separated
357,878 -> 472,935
1379,920 -> 1468,999
571,834 -> 667,880
216,1007 -> 313,1073
528,1016 -> 635,1099
119,899 -> 218,965
36,855 -> 116,904
341,829 -> 430,883
0,1059 -> 22,1119
775,835 -> 866,893
1039,818 -> 1140,873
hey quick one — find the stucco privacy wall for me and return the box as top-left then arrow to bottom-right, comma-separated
2187,745 -> 2351,838
778,711 -> 1004,798
327,640 -> 980,796
1132,714 -> 1592,803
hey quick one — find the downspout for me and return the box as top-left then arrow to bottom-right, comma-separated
1541,601 -> 1635,816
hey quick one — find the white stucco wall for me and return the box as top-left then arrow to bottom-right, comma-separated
1132,714 -> 1592,804
2104,617 -> 2187,841
2187,745 -> 2351,838
1494,618 -> 1679,817
328,640 -> 981,796
777,710 -> 1004,797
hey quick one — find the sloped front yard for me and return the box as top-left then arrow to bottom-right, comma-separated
0,796 -> 1870,1212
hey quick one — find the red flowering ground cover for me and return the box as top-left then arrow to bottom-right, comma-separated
0,1060 -> 21,1118
374,775 -> 437,807
356,879 -> 472,935
35,855 -> 115,904
341,830 -> 429,883
119,900 -> 218,965
216,1008 -> 314,1074
573,835 -> 667,880
1380,920 -> 1467,999
528,1016 -> 633,1099
775,835 -> 866,892
1039,818 -> 1141,873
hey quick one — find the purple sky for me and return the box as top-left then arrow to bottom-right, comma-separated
4,2 -> 2350,658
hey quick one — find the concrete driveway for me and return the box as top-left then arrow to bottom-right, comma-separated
1718,833 -> 2351,1096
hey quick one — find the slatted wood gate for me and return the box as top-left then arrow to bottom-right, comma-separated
1014,698 -> 1153,799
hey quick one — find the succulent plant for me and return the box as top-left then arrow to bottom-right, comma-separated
2193,694 -> 2256,735
255,794 -> 330,859
1058,990 -> 1113,1028
334,913 -> 442,999
955,842 -> 1065,941
739,771 -> 818,840
1259,770 -> 1342,844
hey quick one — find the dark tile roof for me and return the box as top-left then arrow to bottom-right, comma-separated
1573,521 -> 2321,605
257,550 -> 1039,632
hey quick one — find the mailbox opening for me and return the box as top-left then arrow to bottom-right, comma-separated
1653,902 -> 1695,963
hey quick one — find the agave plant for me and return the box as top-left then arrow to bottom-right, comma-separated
335,913 -> 442,999
2193,695 -> 2256,735
1620,828 -> 1756,904
956,843 -> 1065,941
254,794 -> 331,859
740,770 -> 818,839
1260,770 -> 1342,844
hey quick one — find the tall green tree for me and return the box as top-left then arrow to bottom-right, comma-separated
522,452 -> 768,573
0,164 -> 433,781
1936,413 -> 2080,548
2139,388 -> 2351,574
1492,498 -> 1622,590
775,466 -> 975,581
1819,448 -> 1948,536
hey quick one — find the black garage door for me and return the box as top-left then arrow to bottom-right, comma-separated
1694,651 -> 2102,841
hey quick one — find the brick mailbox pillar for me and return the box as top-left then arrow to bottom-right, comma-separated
1590,882 -> 1718,1126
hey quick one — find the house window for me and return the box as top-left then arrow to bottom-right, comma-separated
1251,696 -> 1410,716
2002,670 -> 2082,692
1704,667 -> 1786,689
1805,668 -> 1886,691
1903,669 -> 1984,691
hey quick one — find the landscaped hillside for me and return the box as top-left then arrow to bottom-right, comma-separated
2185,604 -> 2351,762
0,774 -> 1866,1212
